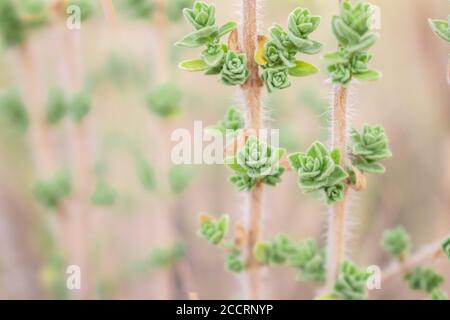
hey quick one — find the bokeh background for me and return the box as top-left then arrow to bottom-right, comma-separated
0,0 -> 449,299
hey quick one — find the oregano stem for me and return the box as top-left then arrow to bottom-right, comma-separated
240,0 -> 265,300
326,84 -> 350,289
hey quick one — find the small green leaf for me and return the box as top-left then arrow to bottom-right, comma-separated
178,59 -> 209,71
428,18 -> 450,42
288,60 -> 319,77
354,70 -> 381,81
330,149 -> 341,165
218,21 -> 237,37
323,51 -> 348,64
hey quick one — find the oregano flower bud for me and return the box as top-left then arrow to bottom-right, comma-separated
0,0 -> 25,47
220,51 -> 250,86
46,87 -> 67,125
225,248 -> 245,273
287,8 -> 322,54
429,16 -> 450,42
261,67 -> 291,93
201,42 -> 226,67
442,237 -> 450,260
288,141 -> 348,194
264,41 -> 296,68
290,239 -> 325,283
0,89 -> 28,132
198,214 -> 229,245
332,260 -> 370,300
183,1 -> 215,30
324,182 -> 345,205
145,83 -> 182,118
381,225 -> 411,259
351,124 -> 392,174
404,267 -> 444,293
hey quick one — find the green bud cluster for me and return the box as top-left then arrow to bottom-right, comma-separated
45,87 -> 68,125
381,225 -> 411,259
225,246 -> 245,273
288,141 -> 348,205
332,260 -> 371,300
145,83 -> 182,118
226,136 -> 286,192
260,8 -> 322,93
33,169 -> 72,209
0,89 -> 28,132
177,1 -> 247,86
208,106 -> 244,136
69,91 -> 91,123
198,214 -> 229,245
324,1 -> 381,85
254,235 -> 325,283
350,124 -> 392,174
404,267 -> 444,294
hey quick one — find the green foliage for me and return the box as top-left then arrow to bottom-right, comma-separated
429,16 -> 450,42
33,169 -> 72,209
288,141 -> 348,204
136,157 -> 156,191
381,225 -> 411,259
442,237 -> 450,260
260,7 -> 321,92
430,288 -> 449,300
225,246 -> 245,273
69,91 -> 91,123
198,214 -> 229,245
226,135 -> 286,192
45,87 -> 68,125
41,251 -> 69,299
290,239 -> 326,283
350,124 -> 392,174
148,242 -> 185,268
208,106 -> 244,135
167,0 -> 194,22
325,1 -> 381,85
176,1 -> 244,86
332,260 -> 370,300
168,165 -> 192,194
254,234 -> 296,265
220,51 -> 250,86
19,0 -> 49,29
90,180 -> 117,206
119,0 -> 155,20
145,83 -> 182,118
404,267 -> 444,293
66,0 -> 94,22
0,89 -> 28,132
0,0 -> 25,47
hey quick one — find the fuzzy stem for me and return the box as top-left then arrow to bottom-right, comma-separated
326,84 -> 350,289
381,235 -> 448,285
100,0 -> 117,24
240,0 -> 265,300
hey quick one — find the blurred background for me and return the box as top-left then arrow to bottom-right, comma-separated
0,0 -> 449,299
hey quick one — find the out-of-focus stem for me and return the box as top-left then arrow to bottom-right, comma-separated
100,0 -> 117,24
240,0 -> 265,300
381,235 -> 448,284
326,85 -> 349,290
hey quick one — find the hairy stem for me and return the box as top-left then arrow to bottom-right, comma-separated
240,0 -> 265,300
326,85 -> 350,289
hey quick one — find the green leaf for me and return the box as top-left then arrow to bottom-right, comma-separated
297,40 -> 322,55
174,32 -> 203,48
330,149 -> 341,165
323,51 -> 348,64
178,59 -> 209,71
428,18 -> 450,42
288,60 -> 319,77
354,69 -> 381,81
218,21 -> 237,37
288,152 -> 303,172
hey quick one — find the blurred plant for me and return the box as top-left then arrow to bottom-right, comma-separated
45,87 -> 68,125
324,0 -> 381,85
65,0 -> 94,22
288,141 -> 348,205
167,0 -> 194,22
168,164 -> 193,194
119,0 -> 155,20
256,8 -> 322,92
331,260 -> 370,300
135,157 -> 157,191
90,180 -> 117,206
145,83 -> 182,118
0,0 -> 25,47
381,225 -> 411,260
404,267 -> 444,294
69,91 -> 91,123
33,169 -> 72,209
197,214 -> 245,273
207,106 -> 244,136
443,237 -> 450,260
226,135 -> 286,191
0,88 -> 28,132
